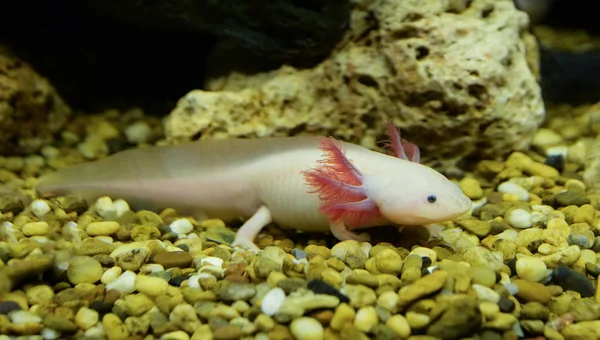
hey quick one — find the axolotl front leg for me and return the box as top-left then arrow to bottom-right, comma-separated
232,121 -> 420,251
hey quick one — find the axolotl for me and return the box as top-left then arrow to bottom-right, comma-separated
36,122 -> 472,249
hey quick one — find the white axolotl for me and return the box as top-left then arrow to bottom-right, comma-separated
37,122 -> 472,250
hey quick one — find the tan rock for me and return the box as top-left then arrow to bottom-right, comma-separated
165,0 -> 543,167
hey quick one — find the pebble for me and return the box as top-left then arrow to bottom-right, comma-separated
307,279 -> 350,303
0,301 -> 21,315
30,199 -> 51,218
169,218 -> 194,235
513,279 -> 551,304
135,274 -> 168,296
10,310 -> 42,323
497,182 -> 530,201
261,287 -> 286,316
153,251 -> 193,268
105,270 -> 137,294
471,284 -> 500,303
125,121 -> 152,144
506,209 -> 533,229
459,177 -> 484,199
75,307 -> 99,330
552,265 -> 595,297
289,317 -> 324,340
86,221 -> 120,236
67,256 -> 104,284
354,306 -> 378,332
515,256 -> 548,282
21,221 -> 50,236
385,314 -> 411,338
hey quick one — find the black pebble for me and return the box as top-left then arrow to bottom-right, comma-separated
170,274 -> 192,287
89,301 -> 113,316
421,256 -> 432,268
0,301 -> 21,315
552,265 -> 595,297
506,258 -> 517,276
307,279 -> 350,303
176,244 -> 189,252
545,154 -> 564,172
498,296 -> 515,313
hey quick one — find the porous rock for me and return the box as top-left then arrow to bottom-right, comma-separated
165,0 -> 544,167
0,53 -> 71,155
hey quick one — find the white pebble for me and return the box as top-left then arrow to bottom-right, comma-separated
140,264 -> 165,273
94,196 -> 117,219
94,236 -> 114,244
261,287 -> 286,316
497,182 -> 530,201
354,306 -> 379,333
9,310 -> 42,323
515,256 -> 548,282
201,257 -> 223,268
31,199 -> 51,218
112,199 -> 131,217
506,209 -> 533,229
84,324 -> 105,339
105,270 -> 136,293
125,121 -> 152,144
169,218 -> 193,235
471,284 -> 500,303
41,327 -> 61,340
187,274 -> 202,289
101,266 -> 123,284
289,317 -> 323,340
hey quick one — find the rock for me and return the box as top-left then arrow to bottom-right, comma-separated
459,177 -> 484,200
289,317 -> 324,340
275,289 -> 340,323
513,279 -> 551,304
515,256 -> 548,282
66,256 -> 103,285
555,190 -> 591,207
427,297 -> 482,340
165,0 -> 543,167
0,301 -> 21,315
552,265 -> 595,298
397,270 -> 448,308
307,279 -> 350,303
0,55 -> 71,155
152,251 -> 193,269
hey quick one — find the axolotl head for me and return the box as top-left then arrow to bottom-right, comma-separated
364,159 -> 472,225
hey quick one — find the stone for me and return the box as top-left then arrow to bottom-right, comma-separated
427,297 -> 482,339
153,251 -> 193,268
66,256 -> 103,284
165,0 -> 543,167
0,55 -> 72,154
513,279 -> 551,304
397,270 -> 448,308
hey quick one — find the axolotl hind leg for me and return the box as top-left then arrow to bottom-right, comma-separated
231,205 -> 272,252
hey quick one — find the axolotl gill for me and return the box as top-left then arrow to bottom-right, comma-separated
36,122 -> 472,250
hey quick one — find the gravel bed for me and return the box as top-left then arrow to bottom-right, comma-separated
0,105 -> 599,340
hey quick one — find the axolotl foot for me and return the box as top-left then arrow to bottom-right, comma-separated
330,221 -> 371,243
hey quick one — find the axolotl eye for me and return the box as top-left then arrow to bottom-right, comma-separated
427,194 -> 437,203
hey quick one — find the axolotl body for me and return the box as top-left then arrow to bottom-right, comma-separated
37,123 -> 472,249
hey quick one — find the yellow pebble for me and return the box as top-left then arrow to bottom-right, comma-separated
86,221 -> 120,236
21,222 -> 50,236
134,274 -> 168,296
